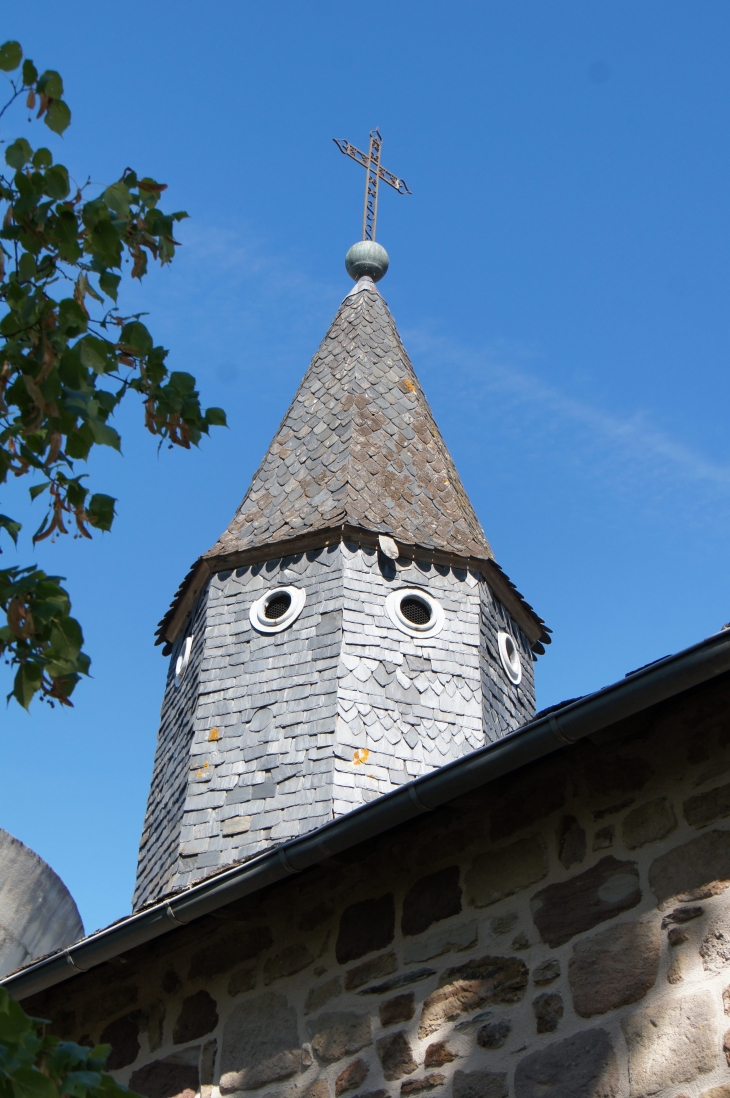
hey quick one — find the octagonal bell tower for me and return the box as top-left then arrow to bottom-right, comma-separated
133,250 -> 550,910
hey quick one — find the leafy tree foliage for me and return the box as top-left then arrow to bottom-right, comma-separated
0,42 -> 225,710
0,986 -> 135,1098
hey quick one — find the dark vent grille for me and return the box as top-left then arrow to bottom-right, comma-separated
264,593 -> 292,620
400,596 -> 431,625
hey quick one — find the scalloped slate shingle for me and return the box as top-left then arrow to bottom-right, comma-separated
205,277 -> 493,563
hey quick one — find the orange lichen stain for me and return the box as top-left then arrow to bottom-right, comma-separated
195,761 -> 210,777
404,379 -> 416,392
208,727 -> 220,742
352,748 -> 370,766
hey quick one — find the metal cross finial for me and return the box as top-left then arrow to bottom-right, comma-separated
333,129 -> 411,242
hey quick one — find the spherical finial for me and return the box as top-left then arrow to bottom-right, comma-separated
345,240 -> 389,282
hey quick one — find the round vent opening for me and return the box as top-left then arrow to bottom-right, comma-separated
250,585 -> 306,633
174,634 -> 194,688
264,593 -> 292,620
400,596 -> 431,626
498,630 -> 522,685
385,587 -> 445,638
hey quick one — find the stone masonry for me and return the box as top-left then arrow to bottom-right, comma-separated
133,542 -> 535,908
27,670 -> 730,1098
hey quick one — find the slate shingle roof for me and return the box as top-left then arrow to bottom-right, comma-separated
205,277 -> 493,562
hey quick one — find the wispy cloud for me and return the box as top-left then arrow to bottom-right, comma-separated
405,327 -> 730,499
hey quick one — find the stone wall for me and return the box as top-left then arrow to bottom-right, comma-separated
32,672 -> 730,1098
135,542 -> 534,909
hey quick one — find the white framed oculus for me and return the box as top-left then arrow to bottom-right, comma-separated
498,630 -> 522,684
385,588 -> 445,639
174,634 -> 194,688
250,586 -> 306,634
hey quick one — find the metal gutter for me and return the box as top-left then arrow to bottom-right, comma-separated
6,627 -> 730,1002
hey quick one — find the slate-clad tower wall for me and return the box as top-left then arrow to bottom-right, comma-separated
134,548 -> 344,907
133,274 -> 546,909
134,596 -> 208,908
134,544 -> 535,907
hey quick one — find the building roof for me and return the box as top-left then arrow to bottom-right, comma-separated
6,626 -> 730,1002
209,277 -> 492,561
156,276 -> 548,651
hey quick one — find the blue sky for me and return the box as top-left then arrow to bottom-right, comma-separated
3,2 -> 730,934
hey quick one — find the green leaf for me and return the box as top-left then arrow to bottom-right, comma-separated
62,1072 -> 101,1097
18,252 -> 37,282
43,164 -> 70,200
87,1045 -> 111,1064
5,139 -> 32,170
88,421 -> 121,451
167,371 -> 196,396
53,208 -> 81,262
78,336 -> 116,375
63,478 -> 89,509
0,41 -> 22,72
0,515 -> 21,546
64,424 -> 93,461
120,321 -> 153,355
89,221 -> 122,269
205,407 -> 227,427
32,147 -> 52,169
22,58 -> 37,85
49,615 -> 84,660
103,182 -> 131,219
58,298 -> 88,337
98,271 -> 120,301
29,482 -> 50,501
12,1068 -> 58,1098
81,196 -> 105,230
87,494 -> 116,532
37,69 -> 63,99
44,99 -> 71,135
0,988 -> 34,1041
12,663 -> 42,711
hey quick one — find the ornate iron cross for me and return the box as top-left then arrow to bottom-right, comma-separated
333,129 -> 411,242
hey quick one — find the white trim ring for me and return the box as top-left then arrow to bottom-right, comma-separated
174,634 -> 194,688
498,630 -> 522,685
249,586 -> 306,634
385,587 -> 445,640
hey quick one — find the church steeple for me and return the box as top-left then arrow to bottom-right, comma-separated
134,252 -> 549,911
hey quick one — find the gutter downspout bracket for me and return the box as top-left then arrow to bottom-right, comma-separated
65,952 -> 89,973
549,714 -> 575,746
165,904 -> 188,927
408,785 -> 432,813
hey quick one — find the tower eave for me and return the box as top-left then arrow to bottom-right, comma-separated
154,523 -> 550,656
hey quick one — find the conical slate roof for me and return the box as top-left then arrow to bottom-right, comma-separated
205,277 -> 493,562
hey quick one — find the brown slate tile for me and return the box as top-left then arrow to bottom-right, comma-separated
203,278 -> 494,565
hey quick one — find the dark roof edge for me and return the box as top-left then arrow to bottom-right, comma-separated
155,524 -> 549,655
7,627 -> 730,1003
